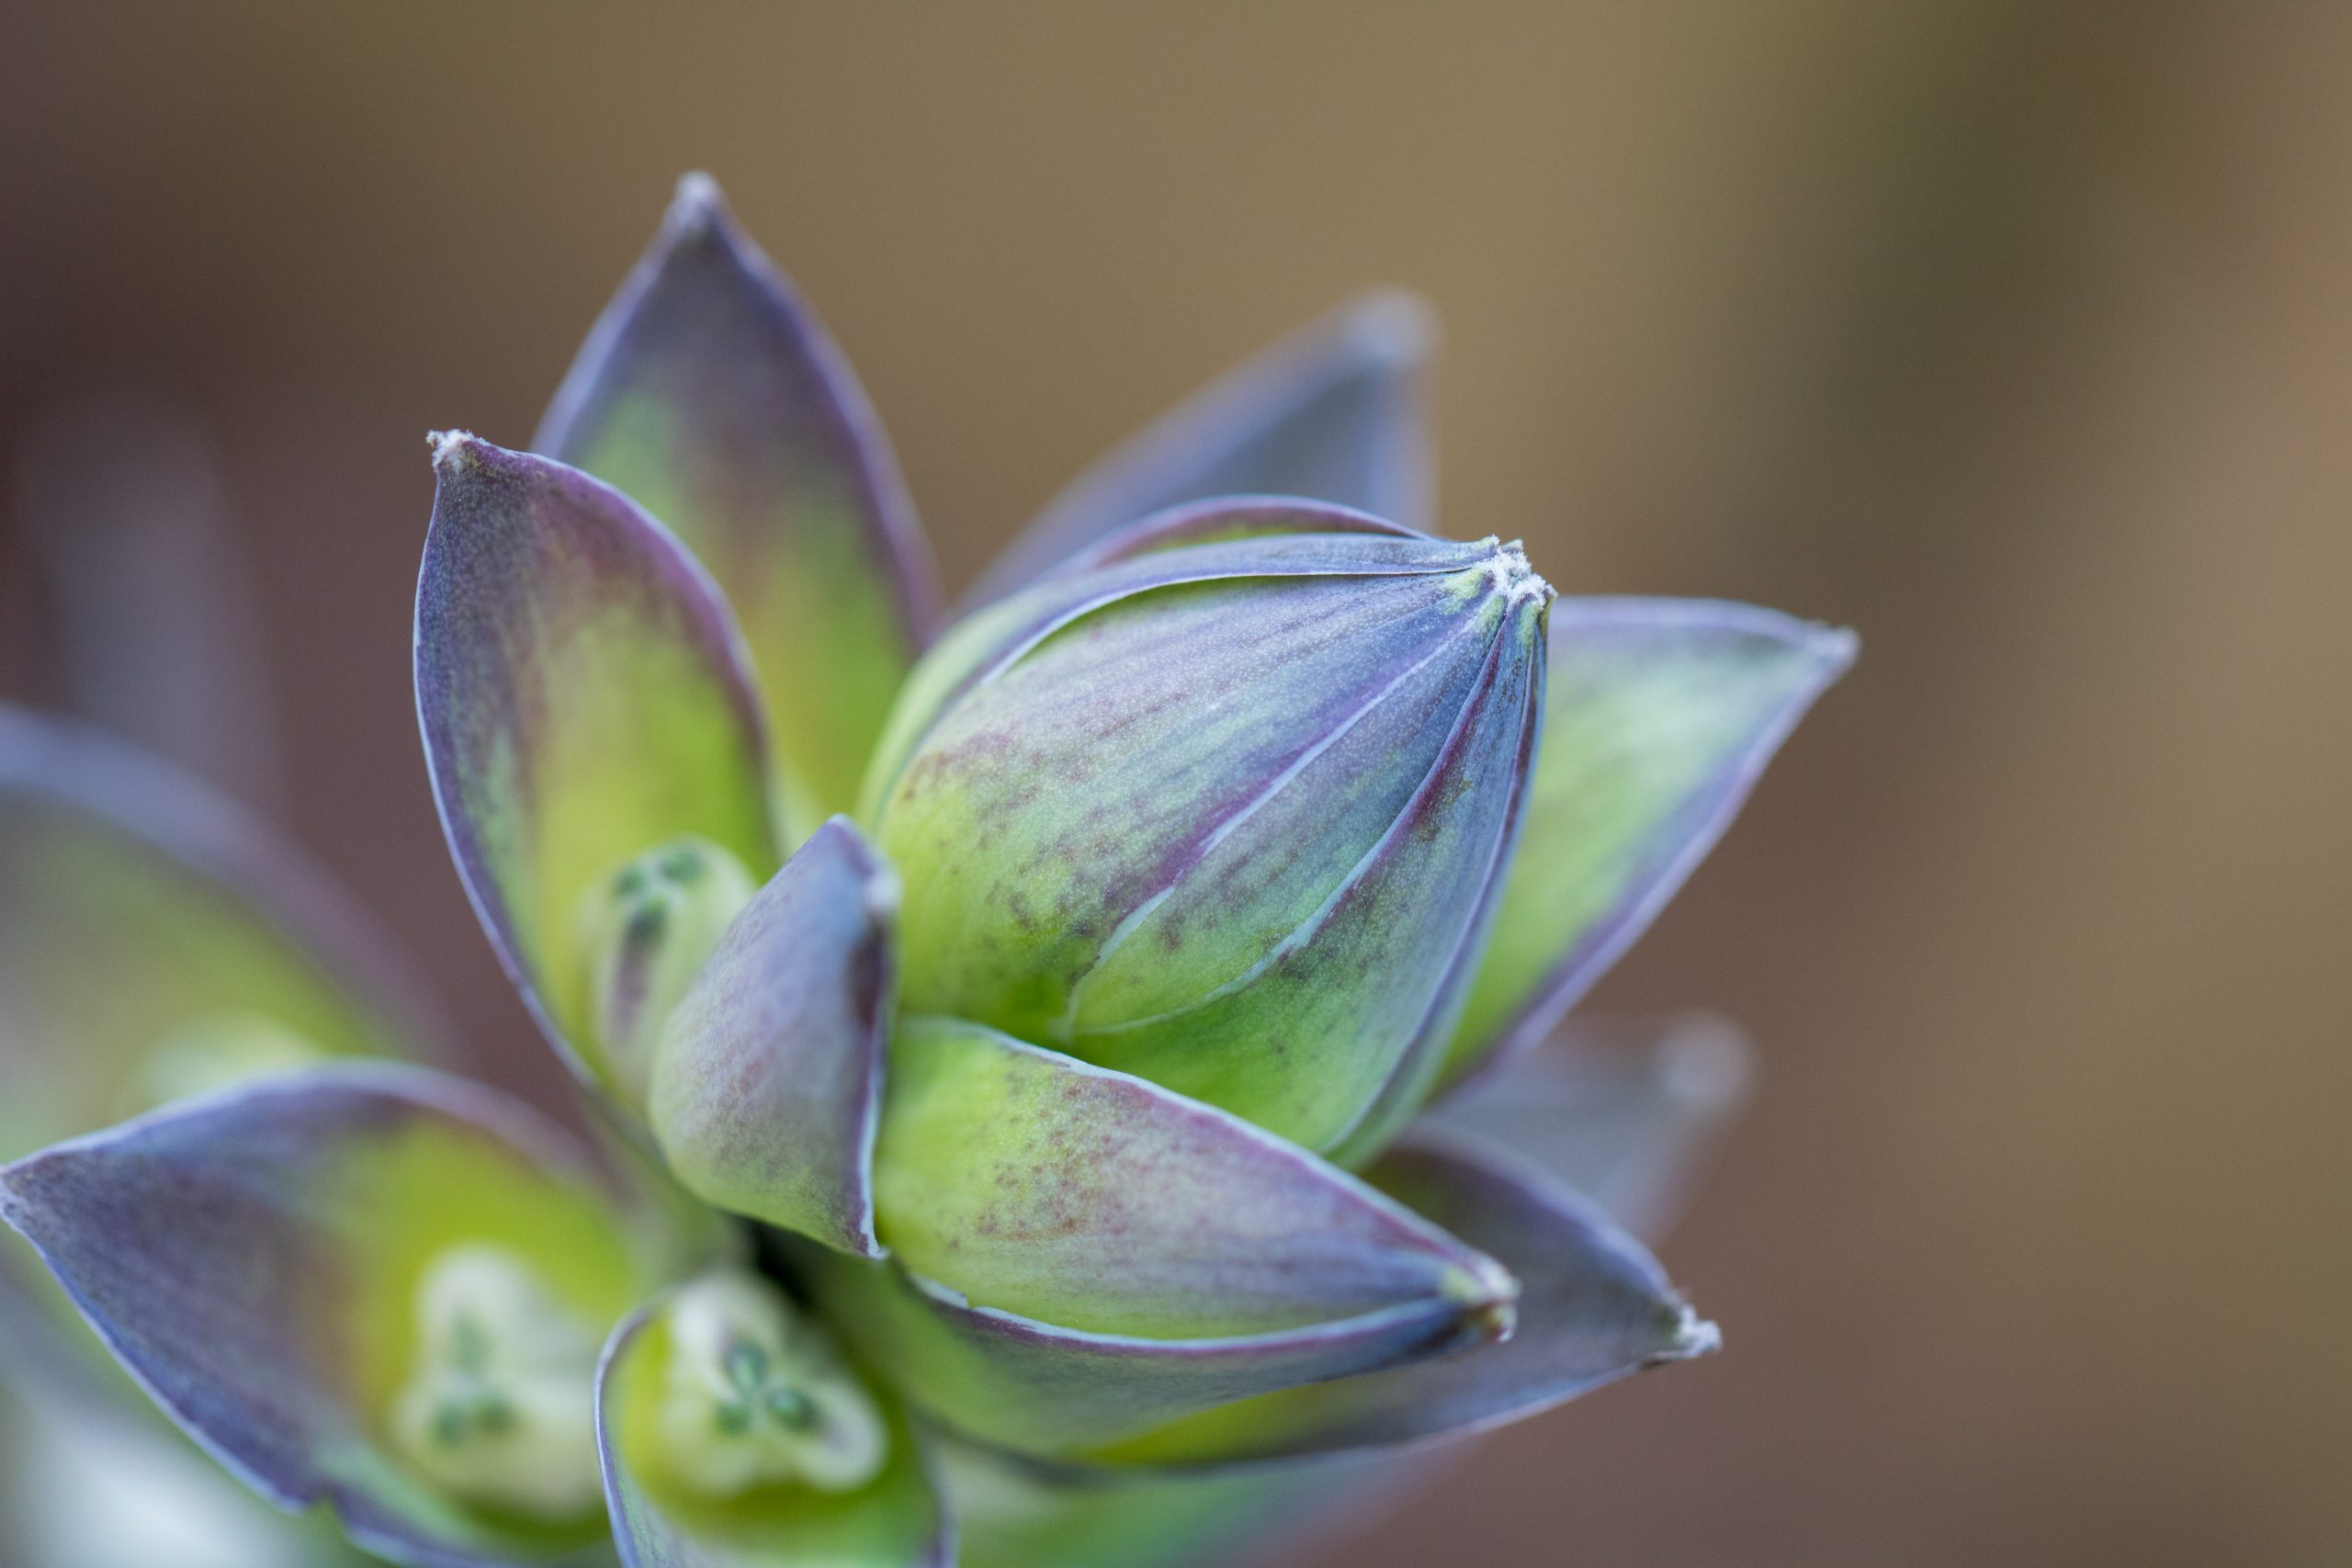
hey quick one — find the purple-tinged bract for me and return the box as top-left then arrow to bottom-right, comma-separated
539,175 -> 938,831
649,818 -> 899,1258
415,434 -> 778,1111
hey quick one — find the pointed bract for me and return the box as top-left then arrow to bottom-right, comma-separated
1437,598 -> 1855,1089
650,819 -> 896,1256
0,1065 -> 652,1566
872,1017 -> 1513,1337
415,434 -> 779,1110
597,1276 -> 951,1568
966,291 -> 1434,609
1086,1135 -> 1716,1467
870,503 -> 1551,1156
539,175 -> 939,827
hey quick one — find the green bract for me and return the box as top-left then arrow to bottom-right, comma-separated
0,173 -> 1852,1568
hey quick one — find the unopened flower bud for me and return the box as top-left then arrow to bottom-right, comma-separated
387,1245 -> 603,1521
872,518 -> 1551,1157
571,835 -> 756,1104
652,1272 -> 887,1496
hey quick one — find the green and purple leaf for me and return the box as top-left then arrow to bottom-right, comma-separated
596,1278 -> 951,1568
650,818 -> 896,1256
415,434 -> 779,1107
0,1064 -> 650,1566
1437,598 -> 1855,1090
966,291 -> 1433,608
870,508 -> 1550,1156
797,1244 -> 1509,1461
870,1017 -> 1513,1337
539,175 -> 939,828
1085,1135 -> 1715,1468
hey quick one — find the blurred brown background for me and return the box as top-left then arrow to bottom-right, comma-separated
3,4 -> 2346,1564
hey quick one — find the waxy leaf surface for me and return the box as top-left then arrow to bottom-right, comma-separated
650,819 -> 896,1256
416,435 -> 778,1106
871,1017 -> 1511,1337
540,175 -> 937,827
966,291 -> 1431,607
0,1065 -> 649,1566
1438,598 -> 1853,1089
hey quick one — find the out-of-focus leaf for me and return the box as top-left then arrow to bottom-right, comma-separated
0,705 -> 444,1166
15,403 -> 282,806
1422,1013 -> 1753,1243
944,1435 -> 1398,1568
538,175 -> 938,828
965,291 -> 1433,609
0,1378 -> 379,1568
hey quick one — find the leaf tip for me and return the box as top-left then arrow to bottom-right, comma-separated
1488,536 -> 1554,608
1810,621 -> 1860,676
426,427 -> 482,475
0,1158 -> 30,1236
665,170 -> 730,238
1341,288 -> 1438,368
1657,1011 -> 1756,1112
1443,1253 -> 1521,1348
1664,1301 -> 1723,1361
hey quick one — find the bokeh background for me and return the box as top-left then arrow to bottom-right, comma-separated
3,4 -> 2346,1564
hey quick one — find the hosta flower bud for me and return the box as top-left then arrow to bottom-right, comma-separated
386,1245 -> 604,1521
571,835 -> 757,1104
868,508 -> 1551,1158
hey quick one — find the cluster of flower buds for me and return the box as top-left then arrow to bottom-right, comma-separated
0,174 -> 1850,1567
